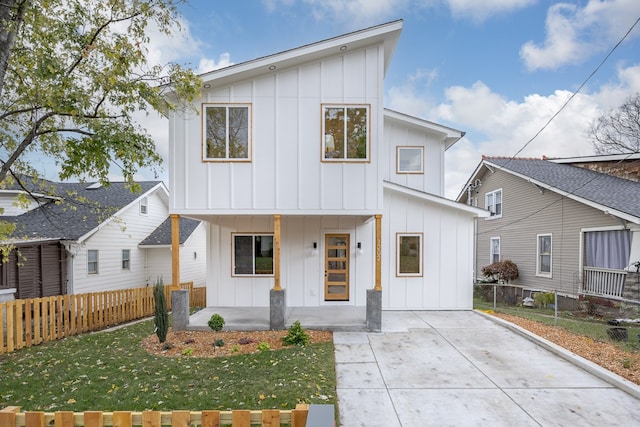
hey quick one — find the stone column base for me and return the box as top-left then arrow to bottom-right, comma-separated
270,289 -> 286,330
171,289 -> 190,331
366,289 -> 382,332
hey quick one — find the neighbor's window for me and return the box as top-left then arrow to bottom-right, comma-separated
397,147 -> 424,173
122,249 -> 130,270
88,250 -> 99,275
486,189 -> 502,218
203,104 -> 251,161
490,237 -> 500,264
537,234 -> 552,277
233,234 -> 274,275
322,105 -> 369,161
140,197 -> 148,215
397,233 -> 423,276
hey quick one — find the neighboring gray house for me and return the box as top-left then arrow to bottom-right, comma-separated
457,155 -> 640,303
0,177 -> 205,299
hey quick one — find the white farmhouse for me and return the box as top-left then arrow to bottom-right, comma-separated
167,20 -> 487,330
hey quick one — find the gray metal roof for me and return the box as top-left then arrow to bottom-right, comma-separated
2,180 -> 163,241
139,216 -> 201,246
485,158 -> 640,219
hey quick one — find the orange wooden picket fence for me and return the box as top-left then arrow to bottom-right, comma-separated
0,283 -> 206,355
0,406 -> 312,427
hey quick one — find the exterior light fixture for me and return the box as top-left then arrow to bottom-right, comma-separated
203,83 -> 211,89
269,65 -> 277,71
357,242 -> 364,255
312,242 -> 318,255
339,45 -> 348,51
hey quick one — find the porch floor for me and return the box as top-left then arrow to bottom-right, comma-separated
187,306 -> 367,332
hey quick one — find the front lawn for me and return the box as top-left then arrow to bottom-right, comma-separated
0,319 -> 336,412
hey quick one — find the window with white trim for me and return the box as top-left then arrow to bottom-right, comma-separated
397,146 -> 424,173
490,237 -> 500,264
140,197 -> 148,215
537,234 -> 552,277
203,104 -> 251,161
396,233 -> 423,276
233,234 -> 274,276
322,105 -> 369,161
486,189 -> 502,218
88,250 -> 99,275
122,249 -> 130,270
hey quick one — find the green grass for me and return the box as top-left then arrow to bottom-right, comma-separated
0,320 -> 336,412
474,297 -> 640,352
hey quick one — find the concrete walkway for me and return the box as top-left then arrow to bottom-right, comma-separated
335,311 -> 640,426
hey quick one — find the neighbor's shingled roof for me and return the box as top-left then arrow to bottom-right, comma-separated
139,216 -> 201,246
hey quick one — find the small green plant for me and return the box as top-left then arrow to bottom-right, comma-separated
282,321 -> 310,346
622,358 -> 634,369
534,292 -> 555,308
231,344 -> 240,353
182,347 -> 194,356
153,277 -> 169,343
208,314 -> 225,331
214,339 -> 225,348
257,342 -> 270,352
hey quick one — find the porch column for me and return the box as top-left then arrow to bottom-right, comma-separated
171,214 -> 181,290
367,214 -> 382,332
270,214 -> 285,329
170,213 -> 189,330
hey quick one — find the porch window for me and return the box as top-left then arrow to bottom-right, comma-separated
537,234 -> 552,277
322,105 -> 369,161
584,229 -> 631,269
88,250 -> 99,275
397,146 -> 424,173
486,189 -> 502,218
203,104 -> 251,161
233,234 -> 274,276
490,237 -> 500,264
122,249 -> 130,270
397,233 -> 423,276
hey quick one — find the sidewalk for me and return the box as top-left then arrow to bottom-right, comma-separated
334,310 -> 640,426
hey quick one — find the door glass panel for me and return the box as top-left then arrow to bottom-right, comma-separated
328,261 -> 347,270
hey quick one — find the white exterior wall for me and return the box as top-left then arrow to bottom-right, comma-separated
205,215 -> 374,307
382,189 -> 475,310
144,222 -> 207,287
70,189 -> 168,294
169,44 -> 384,216
383,117 -> 446,196
0,193 -> 45,216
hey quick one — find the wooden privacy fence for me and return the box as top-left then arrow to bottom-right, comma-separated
0,406 -> 314,427
0,283 -> 206,355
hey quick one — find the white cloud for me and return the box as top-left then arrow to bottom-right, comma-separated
301,0 -> 411,25
520,0 -> 640,70
196,53 -> 234,74
444,0 -> 536,23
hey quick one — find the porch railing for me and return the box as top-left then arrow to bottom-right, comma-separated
582,266 -> 627,299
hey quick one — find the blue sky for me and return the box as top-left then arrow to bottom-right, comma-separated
134,0 -> 640,198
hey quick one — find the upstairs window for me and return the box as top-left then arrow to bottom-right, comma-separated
203,104 -> 251,161
397,147 -> 424,174
233,234 -> 274,276
322,105 -> 369,161
486,189 -> 502,218
140,197 -> 148,215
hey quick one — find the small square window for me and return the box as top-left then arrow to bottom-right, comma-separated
322,105 -> 369,161
88,250 -> 99,275
397,147 -> 424,173
396,233 -> 423,276
122,249 -> 130,270
203,104 -> 251,161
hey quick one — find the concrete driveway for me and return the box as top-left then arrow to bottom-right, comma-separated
335,311 -> 640,426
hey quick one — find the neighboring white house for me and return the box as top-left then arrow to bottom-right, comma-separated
0,177 -> 206,299
166,20 -> 487,318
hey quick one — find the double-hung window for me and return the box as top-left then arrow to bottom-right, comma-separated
490,237 -> 500,264
88,250 -> 99,275
322,105 -> 369,161
140,197 -> 148,215
537,234 -> 552,277
486,189 -> 502,218
397,146 -> 424,174
233,234 -> 274,276
122,249 -> 130,270
396,233 -> 423,276
203,104 -> 251,161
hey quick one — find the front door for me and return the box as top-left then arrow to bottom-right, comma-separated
324,234 -> 349,301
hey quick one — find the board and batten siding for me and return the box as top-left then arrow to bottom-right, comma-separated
382,189 -> 475,310
71,189 -> 168,294
475,167 -> 625,296
205,215 -> 374,308
169,44 -> 384,215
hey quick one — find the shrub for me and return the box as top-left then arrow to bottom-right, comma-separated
481,260 -> 519,283
257,342 -> 270,352
153,277 -> 169,343
208,314 -> 225,331
282,321 -> 310,346
214,339 -> 225,348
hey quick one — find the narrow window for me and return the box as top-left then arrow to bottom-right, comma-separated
397,147 -> 424,174
490,237 -> 500,264
233,234 -> 274,276
88,250 -> 99,275
537,234 -> 552,277
140,197 -> 148,215
486,189 -> 502,218
322,105 -> 369,161
203,104 -> 251,161
396,233 -> 423,276
122,249 -> 130,270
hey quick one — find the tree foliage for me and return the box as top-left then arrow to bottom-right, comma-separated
153,278 -> 169,343
481,259 -> 519,283
0,0 -> 200,189
589,93 -> 640,155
